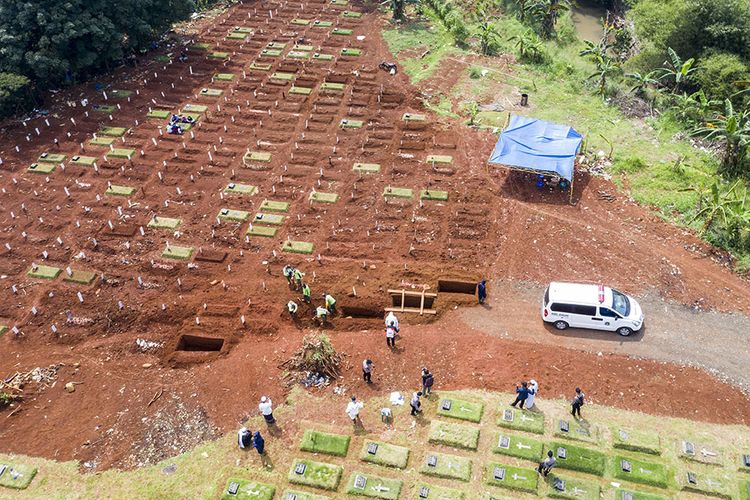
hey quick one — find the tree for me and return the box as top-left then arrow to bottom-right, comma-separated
686,180 -> 748,236
530,0 -> 570,39
695,51 -> 750,104
478,21 -> 500,56
0,72 -> 33,118
509,29 -> 543,62
587,55 -> 620,96
625,70 -> 661,98
392,0 -> 406,20
693,99 -> 750,176
657,47 -> 699,93
667,0 -> 750,62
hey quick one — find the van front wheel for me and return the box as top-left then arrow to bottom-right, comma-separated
554,321 -> 569,331
616,327 -> 633,337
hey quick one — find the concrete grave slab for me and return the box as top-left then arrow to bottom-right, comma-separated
247,226 -> 278,238
217,208 -> 250,222
28,264 -> 62,280
282,240 -> 314,254
199,88 -> 223,97
383,187 -> 413,199
214,73 -> 235,81
27,163 -> 55,174
313,53 -> 335,61
148,216 -> 182,230
162,245 -> 193,260
90,137 -> 116,147
353,163 -> 381,173
208,51 -> 229,59
331,28 -> 353,35
63,269 -> 97,285
403,113 -> 427,122
38,152 -> 67,163
105,185 -> 135,197
69,155 -> 97,166
420,189 -> 448,201
182,104 -> 208,113
108,148 -> 135,159
260,200 -> 290,212
224,183 -> 257,196
310,192 -> 339,203
426,155 -> 453,164
290,86 -> 313,95
147,109 -> 171,119
254,213 -> 285,225
340,118 -> 363,128
98,126 -> 127,136
341,48 -> 361,56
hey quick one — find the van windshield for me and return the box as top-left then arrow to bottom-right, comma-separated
611,289 -> 630,316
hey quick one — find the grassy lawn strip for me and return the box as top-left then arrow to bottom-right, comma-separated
413,482 -> 465,499
220,478 -> 275,499
428,421 -> 480,450
300,429 -> 350,457
418,451 -> 471,481
437,398 -> 484,423
614,428 -> 661,455
547,441 -> 606,476
484,462 -> 538,493
546,473 -> 600,500
345,471 -> 402,499
0,463 -> 37,489
554,419 -> 599,444
679,469 -> 735,498
282,490 -> 331,500
492,432 -> 544,462
614,488 -> 667,500
288,458 -> 343,490
360,441 -> 410,469
611,455 -> 669,488
496,407 -> 545,434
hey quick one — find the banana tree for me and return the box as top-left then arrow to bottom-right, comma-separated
509,29 -> 543,62
587,55 -> 620,96
478,21 -> 500,56
531,0 -> 570,39
657,47 -> 698,93
693,99 -> 750,176
686,180 -> 747,236
624,70 -> 661,98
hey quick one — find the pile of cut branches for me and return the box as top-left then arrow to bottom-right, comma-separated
1,363 -> 63,407
279,333 -> 343,387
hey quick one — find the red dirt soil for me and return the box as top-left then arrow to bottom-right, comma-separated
0,0 -> 749,471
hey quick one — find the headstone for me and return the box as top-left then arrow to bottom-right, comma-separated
619,429 -> 629,441
227,482 -> 240,495
503,409 -> 513,422
493,466 -> 506,481
622,492 -> 634,500
498,436 -> 510,449
742,454 -> 750,467
286,494 -> 297,500
427,455 -> 437,467
683,441 -> 695,455
557,447 -> 567,459
0,464 -> 6,477
559,420 -> 569,432
441,399 -> 452,411
354,475 -> 367,489
553,478 -> 566,491
687,472 -> 697,484
621,460 -> 632,472
418,486 -> 430,498
367,443 -> 378,455
294,462 -> 307,475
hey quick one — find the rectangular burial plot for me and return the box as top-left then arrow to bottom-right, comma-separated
244,151 -> 272,164
300,429 -> 351,457
331,28 -> 353,35
0,463 -> 37,490
419,452 -> 472,481
98,126 -> 127,137
547,441 -> 606,476
62,269 -> 97,285
208,51 -> 229,59
93,104 -> 116,113
214,73 -> 235,81
679,440 -> 723,466
282,491 -> 331,500
403,113 -> 427,122
260,48 -> 282,57
282,240 -> 314,254
492,433 -> 543,462
342,10 -> 363,17
107,148 -> 135,159
182,104 -> 208,113
360,441 -> 410,469
420,189 -> 448,201
383,187 -> 413,199
217,208 -> 250,222
312,20 -> 334,27
190,42 -> 210,51
147,109 -> 171,119
148,216 -> 181,230
246,225 -> 278,238
227,32 -> 248,40
105,184 -> 135,197
426,155 -> 453,164
253,213 -> 285,225
313,53 -> 335,61
413,483 -> 464,500
110,89 -> 132,98
741,480 -> 750,500
428,421 -> 480,450
612,456 -> 669,488
90,136 -> 116,147
321,82 -> 344,91
288,50 -> 310,59
353,162 -> 381,174
69,155 -> 97,166
340,48 -> 362,56
27,162 -> 55,174
340,118 -> 364,128
177,334 -> 223,352
220,478 -> 275,500
38,152 -> 67,163
250,62 -> 273,71
346,472 -> 402,499
162,245 -> 193,260
615,488 -> 666,500
27,264 -> 61,280
680,470 -> 734,498
288,459 -> 343,490
224,183 -> 257,196
437,398 -> 484,423
199,88 -> 223,97
260,199 -> 290,212
290,86 -> 313,95
554,419 -> 598,444
267,42 -> 287,49
310,192 -> 339,203
232,26 -> 254,33
546,474 -> 600,500
291,18 -> 311,25
614,428 -> 661,455
484,462 -> 538,493
271,72 -> 295,81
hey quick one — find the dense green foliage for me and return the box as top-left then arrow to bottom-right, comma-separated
0,72 -> 32,117
0,0 -> 199,117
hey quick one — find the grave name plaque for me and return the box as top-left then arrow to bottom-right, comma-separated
557,447 -> 567,459
683,441 -> 695,455
367,443 -> 378,455
619,430 -> 629,441
622,492 -> 635,500
493,467 -> 506,481
427,455 -> 437,467
503,409 -> 513,422
554,478 -> 566,491
498,436 -> 510,449
441,400 -> 452,411
687,472 -> 697,484
742,454 -> 750,467
286,494 -> 297,500
227,482 -> 240,495
559,420 -> 570,432
621,460 -> 632,472
0,464 -> 6,477
294,463 -> 307,475
419,486 -> 430,498
354,475 -> 367,489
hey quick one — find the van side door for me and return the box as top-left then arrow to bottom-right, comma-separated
571,304 -> 601,330
598,307 -> 621,331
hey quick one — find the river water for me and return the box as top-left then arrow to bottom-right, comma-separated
570,3 -> 607,42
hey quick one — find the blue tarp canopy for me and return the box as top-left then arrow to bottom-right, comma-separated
487,114 -> 582,182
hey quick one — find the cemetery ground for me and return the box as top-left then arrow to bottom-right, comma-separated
1,0 -> 750,494
2,388 -> 750,499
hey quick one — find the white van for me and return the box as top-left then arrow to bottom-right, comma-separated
541,282 -> 644,336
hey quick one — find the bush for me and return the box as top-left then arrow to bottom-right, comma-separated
695,51 -> 750,103
0,72 -> 33,118
469,66 -> 482,79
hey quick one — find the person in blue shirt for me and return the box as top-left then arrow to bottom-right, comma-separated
510,381 -> 529,409
252,431 -> 265,455
477,280 -> 487,304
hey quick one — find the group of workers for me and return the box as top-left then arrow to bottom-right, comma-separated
166,113 -> 195,135
283,264 -> 336,324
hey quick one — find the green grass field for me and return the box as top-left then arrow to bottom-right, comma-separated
546,441 -> 607,476
611,454 -> 669,488
613,428 -> 662,455
287,458 -> 342,490
436,398 -> 484,423
428,421 -> 480,450
484,462 -> 538,492
496,407 -> 545,434
418,451 -> 472,481
359,441 -> 410,469
492,432 -> 544,462
345,471 -> 402,499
